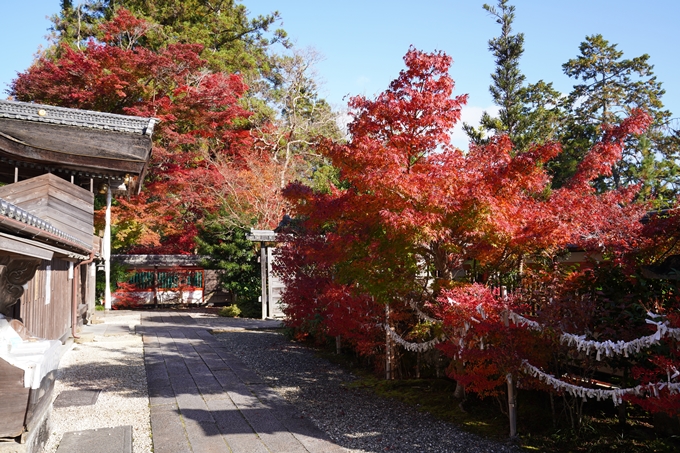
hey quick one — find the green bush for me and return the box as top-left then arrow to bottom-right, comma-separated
218,305 -> 241,318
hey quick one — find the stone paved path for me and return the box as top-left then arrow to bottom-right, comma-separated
139,312 -> 347,453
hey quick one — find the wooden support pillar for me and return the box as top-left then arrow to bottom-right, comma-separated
153,265 -> 159,307
103,185 -> 112,310
260,244 -> 267,319
385,304 -> 394,380
507,373 -> 517,437
501,285 -> 517,437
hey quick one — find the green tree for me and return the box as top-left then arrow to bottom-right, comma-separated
52,0 -> 288,78
464,0 -> 563,152
555,34 -> 677,200
195,216 -> 261,317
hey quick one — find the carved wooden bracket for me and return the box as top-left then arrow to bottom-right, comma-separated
0,256 -> 41,316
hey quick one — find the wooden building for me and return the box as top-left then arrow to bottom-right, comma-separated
0,99 -> 154,449
112,254 -> 209,306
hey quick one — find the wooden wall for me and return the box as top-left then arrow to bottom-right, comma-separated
0,173 -> 94,247
17,259 -> 73,341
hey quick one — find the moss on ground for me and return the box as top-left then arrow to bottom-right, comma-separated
317,348 -> 680,453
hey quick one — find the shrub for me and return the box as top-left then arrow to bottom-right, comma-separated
218,305 -> 241,317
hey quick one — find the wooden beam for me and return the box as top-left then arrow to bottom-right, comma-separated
0,133 -> 146,175
0,236 -> 53,260
0,118 -> 151,161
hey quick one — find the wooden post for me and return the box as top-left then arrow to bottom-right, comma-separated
416,352 -> 421,379
153,265 -> 159,307
260,244 -> 267,319
385,304 -> 394,380
267,247 -> 275,318
507,373 -> 518,437
502,285 -> 517,437
103,184 -> 112,310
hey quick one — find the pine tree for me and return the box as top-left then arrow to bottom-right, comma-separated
554,34 -> 676,201
464,0 -> 563,152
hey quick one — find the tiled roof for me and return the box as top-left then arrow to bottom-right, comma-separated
113,255 -> 205,267
0,99 -> 157,136
0,197 -> 91,251
246,229 -> 277,242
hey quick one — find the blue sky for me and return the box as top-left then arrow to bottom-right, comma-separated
2,1 -> 678,148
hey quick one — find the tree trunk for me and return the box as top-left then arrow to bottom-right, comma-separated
507,373 -> 518,437
385,304 -> 394,380
416,352 -> 421,379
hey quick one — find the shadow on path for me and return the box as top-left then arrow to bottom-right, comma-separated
141,311 -> 347,453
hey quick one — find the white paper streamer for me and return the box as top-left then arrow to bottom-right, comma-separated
509,311 -> 680,360
521,361 -> 680,406
508,312 -> 542,331
407,299 -> 441,324
383,324 -> 446,353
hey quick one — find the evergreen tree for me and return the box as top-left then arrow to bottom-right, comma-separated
52,0 -> 288,78
464,0 -> 563,152
195,218 -> 261,317
554,34 -> 677,201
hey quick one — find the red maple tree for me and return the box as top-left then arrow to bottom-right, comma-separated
12,9 -> 281,253
278,46 -> 679,419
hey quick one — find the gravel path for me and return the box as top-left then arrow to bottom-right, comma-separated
214,328 -> 518,453
42,312 -> 516,453
43,313 -> 152,453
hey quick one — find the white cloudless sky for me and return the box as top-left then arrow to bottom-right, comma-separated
2,1 -> 678,149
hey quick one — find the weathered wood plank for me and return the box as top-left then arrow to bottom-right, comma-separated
0,173 -> 95,245
25,370 -> 57,432
0,237 -> 54,260
0,118 -> 151,161
18,259 -> 72,341
0,358 -> 30,438
3,181 -> 93,210
0,173 -> 93,210
33,201 -> 93,229
0,134 -> 147,175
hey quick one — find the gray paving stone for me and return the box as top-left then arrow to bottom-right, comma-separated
145,362 -> 169,379
168,375 -> 199,395
211,352 -> 264,384
53,389 -> 101,407
181,419 -> 230,453
141,312 -> 348,453
221,390 -> 306,452
56,426 -> 132,453
149,404 -> 191,453
241,407 -> 309,453
174,392 -> 213,421
193,376 -> 224,396
206,398 -> 270,453
148,385 -> 176,407
201,357 -> 231,372
211,366 -> 243,389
